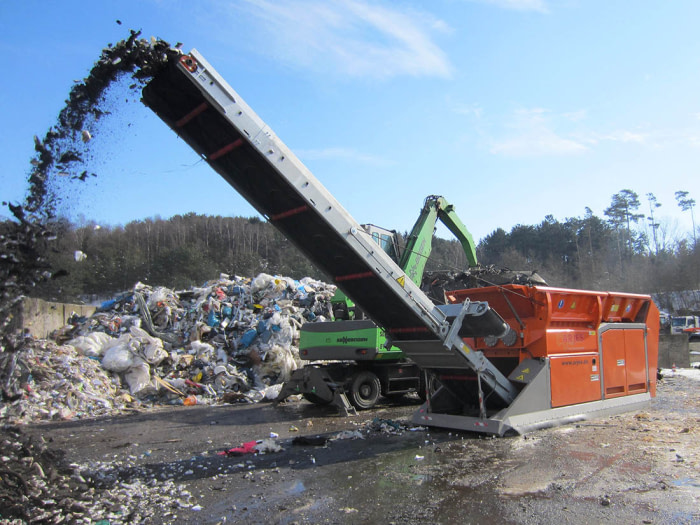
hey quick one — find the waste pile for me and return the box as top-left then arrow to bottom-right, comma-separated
0,273 -> 336,424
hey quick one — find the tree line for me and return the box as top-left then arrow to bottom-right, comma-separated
24,189 -> 699,302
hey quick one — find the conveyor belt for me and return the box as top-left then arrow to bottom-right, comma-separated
142,51 -> 518,406
142,53 -> 441,341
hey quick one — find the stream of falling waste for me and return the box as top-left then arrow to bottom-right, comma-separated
1,30 -> 180,337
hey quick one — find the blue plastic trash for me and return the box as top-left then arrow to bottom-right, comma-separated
239,328 -> 258,348
207,311 -> 220,327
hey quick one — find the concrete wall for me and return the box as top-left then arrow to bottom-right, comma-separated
658,334 -> 690,369
12,298 -> 96,339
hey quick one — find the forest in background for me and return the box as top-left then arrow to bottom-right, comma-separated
18,189 -> 699,304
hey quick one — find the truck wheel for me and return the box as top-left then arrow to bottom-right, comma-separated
349,371 -> 381,410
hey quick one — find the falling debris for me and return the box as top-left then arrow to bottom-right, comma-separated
1,29 -> 180,334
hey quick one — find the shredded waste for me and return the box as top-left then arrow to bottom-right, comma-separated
0,425 -> 196,524
1,29 -> 179,335
1,272 -> 336,425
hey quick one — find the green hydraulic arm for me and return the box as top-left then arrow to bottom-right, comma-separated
399,195 -> 478,286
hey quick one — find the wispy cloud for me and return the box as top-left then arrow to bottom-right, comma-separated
231,0 -> 452,79
591,130 -> 648,144
489,108 -> 587,157
467,0 -> 549,13
451,101 -> 484,119
297,146 -> 392,166
479,107 -> 664,157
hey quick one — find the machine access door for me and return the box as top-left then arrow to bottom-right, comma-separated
600,325 -> 649,399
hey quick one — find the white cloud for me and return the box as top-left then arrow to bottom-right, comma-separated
234,0 -> 452,79
596,131 -> 648,144
483,108 -> 669,157
297,146 -> 392,166
452,102 -> 484,119
489,108 -> 587,157
562,109 -> 587,122
468,0 -> 549,13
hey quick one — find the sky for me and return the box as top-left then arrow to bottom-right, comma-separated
1,0 -> 699,244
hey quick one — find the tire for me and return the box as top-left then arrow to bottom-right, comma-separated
349,371 -> 381,410
418,371 -> 439,402
302,392 -> 331,405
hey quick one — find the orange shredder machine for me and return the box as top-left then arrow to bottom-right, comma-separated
409,284 -> 659,435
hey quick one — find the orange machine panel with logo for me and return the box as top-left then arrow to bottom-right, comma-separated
550,353 -> 601,407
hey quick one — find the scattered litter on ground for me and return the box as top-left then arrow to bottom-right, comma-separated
292,435 -> 330,447
369,417 -> 406,434
659,367 -> 700,381
332,430 -> 365,440
219,438 -> 283,457
0,425 -> 197,523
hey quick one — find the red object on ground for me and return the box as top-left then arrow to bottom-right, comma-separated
219,440 -> 259,456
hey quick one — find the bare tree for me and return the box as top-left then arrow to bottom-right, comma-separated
675,190 -> 697,249
604,189 -> 644,266
646,193 -> 661,255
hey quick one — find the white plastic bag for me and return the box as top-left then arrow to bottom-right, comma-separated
101,343 -> 134,372
124,362 -> 152,394
68,332 -> 114,357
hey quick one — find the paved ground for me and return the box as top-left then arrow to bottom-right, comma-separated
19,369 -> 700,525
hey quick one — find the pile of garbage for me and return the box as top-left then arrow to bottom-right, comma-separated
1,273 -> 336,424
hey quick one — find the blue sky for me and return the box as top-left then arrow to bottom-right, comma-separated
1,0 -> 699,244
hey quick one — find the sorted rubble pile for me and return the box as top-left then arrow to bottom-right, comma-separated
0,273 -> 336,424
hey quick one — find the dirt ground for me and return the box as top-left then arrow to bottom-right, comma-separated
16,369 -> 699,525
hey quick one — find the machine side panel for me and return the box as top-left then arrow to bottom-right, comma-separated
550,353 -> 601,408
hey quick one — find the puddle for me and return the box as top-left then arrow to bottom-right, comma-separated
672,477 -> 700,489
287,480 -> 306,495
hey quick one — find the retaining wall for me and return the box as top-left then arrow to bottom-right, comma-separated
658,333 -> 690,369
11,298 -> 96,339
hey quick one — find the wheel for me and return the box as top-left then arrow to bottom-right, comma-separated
349,371 -> 381,410
418,371 -> 439,402
302,392 -> 331,405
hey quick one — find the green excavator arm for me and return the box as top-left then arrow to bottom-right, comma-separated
398,195 -> 478,286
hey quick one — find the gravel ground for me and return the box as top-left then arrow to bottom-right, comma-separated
2,367 -> 698,525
